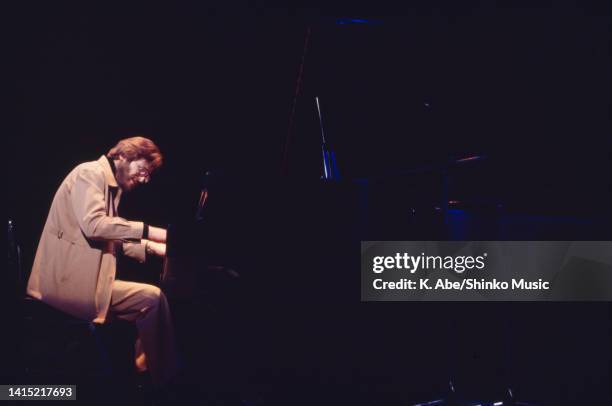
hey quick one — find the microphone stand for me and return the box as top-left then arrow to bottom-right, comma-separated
315,96 -> 340,181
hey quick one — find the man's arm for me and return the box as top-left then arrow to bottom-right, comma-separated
145,240 -> 166,257
71,167 -> 144,240
121,240 -> 166,263
147,225 -> 167,243
122,241 -> 147,263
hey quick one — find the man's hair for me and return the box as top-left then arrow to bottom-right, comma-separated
107,136 -> 163,171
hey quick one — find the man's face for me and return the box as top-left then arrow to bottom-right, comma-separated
115,157 -> 152,191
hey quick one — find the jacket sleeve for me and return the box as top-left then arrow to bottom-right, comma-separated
70,166 -> 144,241
122,241 -> 147,263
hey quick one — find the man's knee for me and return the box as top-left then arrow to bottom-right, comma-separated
139,284 -> 163,310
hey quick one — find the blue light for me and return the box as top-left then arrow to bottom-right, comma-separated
336,18 -> 380,25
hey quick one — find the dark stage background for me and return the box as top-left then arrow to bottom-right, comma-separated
10,3 -> 612,405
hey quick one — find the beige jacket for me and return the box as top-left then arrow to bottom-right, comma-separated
27,156 -> 148,323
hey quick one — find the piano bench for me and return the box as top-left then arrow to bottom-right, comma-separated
20,297 -> 137,383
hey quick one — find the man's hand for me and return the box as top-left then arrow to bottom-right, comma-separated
148,226 -> 167,243
146,241 -> 166,257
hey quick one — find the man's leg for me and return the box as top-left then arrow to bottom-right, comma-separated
109,280 -> 178,385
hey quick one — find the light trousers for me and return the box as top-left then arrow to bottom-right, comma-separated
109,280 -> 178,385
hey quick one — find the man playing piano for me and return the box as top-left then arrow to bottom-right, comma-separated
26,136 -> 178,386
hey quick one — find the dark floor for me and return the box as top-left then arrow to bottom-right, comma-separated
12,294 -> 612,405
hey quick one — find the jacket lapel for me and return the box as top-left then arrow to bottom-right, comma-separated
97,155 -> 121,215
